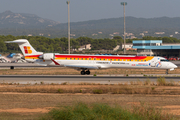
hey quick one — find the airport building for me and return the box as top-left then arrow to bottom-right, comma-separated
132,40 -> 180,57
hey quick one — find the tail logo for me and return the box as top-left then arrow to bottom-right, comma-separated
24,46 -> 32,54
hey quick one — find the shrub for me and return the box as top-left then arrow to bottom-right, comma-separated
93,89 -> 103,94
40,103 -> 175,120
144,78 -> 151,85
79,89 -> 82,93
40,81 -> 44,85
151,87 -> 155,91
61,82 -> 68,85
57,89 -> 63,93
157,77 -> 166,86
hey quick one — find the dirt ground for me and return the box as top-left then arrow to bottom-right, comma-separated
0,87 -> 180,119
0,67 -> 180,119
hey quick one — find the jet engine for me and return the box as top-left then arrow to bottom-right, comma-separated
38,53 -> 55,60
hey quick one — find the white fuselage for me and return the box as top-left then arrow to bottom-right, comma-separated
28,54 -> 177,70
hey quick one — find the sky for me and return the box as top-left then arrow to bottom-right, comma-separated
0,0 -> 180,23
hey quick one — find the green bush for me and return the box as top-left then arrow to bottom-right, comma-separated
92,89 -> 103,94
40,103 -> 175,120
57,89 -> 63,93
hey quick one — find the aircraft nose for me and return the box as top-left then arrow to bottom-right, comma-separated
174,64 -> 178,68
172,63 -> 178,69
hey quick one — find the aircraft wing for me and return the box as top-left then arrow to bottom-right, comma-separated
64,65 -> 100,69
50,58 -> 100,69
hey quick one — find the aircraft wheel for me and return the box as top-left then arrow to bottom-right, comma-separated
85,70 -> 90,75
166,69 -> 168,74
81,71 -> 85,75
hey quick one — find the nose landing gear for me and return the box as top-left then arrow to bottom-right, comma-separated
81,70 -> 90,75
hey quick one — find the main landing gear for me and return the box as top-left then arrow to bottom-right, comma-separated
166,69 -> 168,74
81,70 -> 90,75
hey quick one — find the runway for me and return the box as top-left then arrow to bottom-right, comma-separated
0,75 -> 179,84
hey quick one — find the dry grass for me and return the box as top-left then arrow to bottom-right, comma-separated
0,92 -> 179,119
0,81 -> 180,95
0,81 -> 179,119
0,67 -> 180,75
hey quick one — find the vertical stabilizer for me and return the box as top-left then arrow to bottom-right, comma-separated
5,39 -> 43,56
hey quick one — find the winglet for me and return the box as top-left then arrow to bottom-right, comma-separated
51,58 -> 60,65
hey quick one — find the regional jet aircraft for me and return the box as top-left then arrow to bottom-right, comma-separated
5,39 -> 177,75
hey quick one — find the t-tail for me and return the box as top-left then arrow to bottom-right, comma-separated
5,39 -> 43,62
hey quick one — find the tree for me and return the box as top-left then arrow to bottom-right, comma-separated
0,40 -> 7,52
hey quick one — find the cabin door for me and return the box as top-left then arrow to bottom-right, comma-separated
151,60 -> 156,67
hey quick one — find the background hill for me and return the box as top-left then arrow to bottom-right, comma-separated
1,11 -> 180,38
0,11 -> 59,29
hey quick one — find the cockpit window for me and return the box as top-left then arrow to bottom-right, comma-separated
160,59 -> 169,62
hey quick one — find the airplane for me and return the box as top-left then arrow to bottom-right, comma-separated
5,39 -> 177,75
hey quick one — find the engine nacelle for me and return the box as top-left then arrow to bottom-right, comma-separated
39,53 -> 55,60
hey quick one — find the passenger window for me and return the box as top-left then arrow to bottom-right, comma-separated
118,59 -> 120,61
89,58 -> 91,60
114,59 -> 116,61
110,59 -> 112,61
85,58 -> 87,60
81,58 -> 83,60
94,58 -> 96,60
103,59 -> 105,61
100,59 -> 101,60
70,58 -> 72,60
74,58 -> 75,60
78,58 -> 79,60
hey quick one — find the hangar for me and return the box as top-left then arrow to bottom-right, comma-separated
132,40 -> 180,58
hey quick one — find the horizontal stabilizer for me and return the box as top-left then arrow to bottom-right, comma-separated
5,39 -> 28,44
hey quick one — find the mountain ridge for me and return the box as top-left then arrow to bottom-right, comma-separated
1,11 -> 180,38
0,10 -> 60,29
